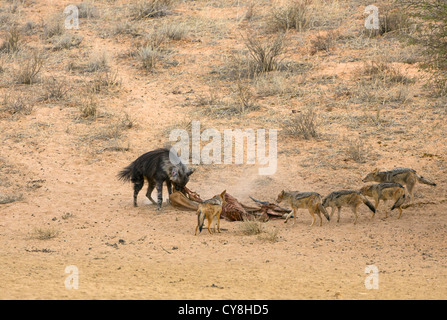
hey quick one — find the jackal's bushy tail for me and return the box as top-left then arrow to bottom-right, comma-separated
362,196 -> 376,213
391,194 -> 406,211
417,174 -> 436,187
197,208 -> 206,233
318,203 -> 330,221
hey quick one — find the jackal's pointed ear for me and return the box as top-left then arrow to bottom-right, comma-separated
186,167 -> 195,176
220,190 -> 226,198
373,168 -> 379,173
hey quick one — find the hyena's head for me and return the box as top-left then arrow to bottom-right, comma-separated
167,147 -> 195,191
170,165 -> 195,191
362,168 -> 379,183
276,190 -> 285,204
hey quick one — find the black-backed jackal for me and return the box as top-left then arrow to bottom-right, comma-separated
359,183 -> 406,219
322,190 -> 376,225
362,168 -> 435,204
276,191 -> 330,227
195,190 -> 226,235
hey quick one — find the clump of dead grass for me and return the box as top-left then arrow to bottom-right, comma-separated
361,61 -> 414,85
244,32 -> 287,73
364,9 -> 412,38
344,137 -> 367,163
42,14 -> 65,39
0,26 -> 21,53
129,0 -> 176,20
266,0 -> 312,32
87,70 -> 122,94
283,108 -> 319,139
239,219 -> 280,242
13,50 -> 46,84
40,77 -> 70,102
77,1 -> 99,19
78,95 -> 98,120
310,31 -> 338,55
217,32 -> 287,80
1,93 -> 33,118
29,227 -> 59,240
51,34 -> 83,51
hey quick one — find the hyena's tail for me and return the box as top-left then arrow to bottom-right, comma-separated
318,203 -> 330,221
391,194 -> 406,211
417,174 -> 436,187
197,208 -> 206,233
362,196 -> 376,213
117,163 -> 134,182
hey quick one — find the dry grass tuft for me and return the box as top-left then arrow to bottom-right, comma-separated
283,108 -> 319,139
29,227 -> 59,240
13,50 -> 45,84
244,32 -> 287,74
129,0 -> 176,20
266,0 -> 311,32
0,26 -> 21,53
1,93 -> 33,118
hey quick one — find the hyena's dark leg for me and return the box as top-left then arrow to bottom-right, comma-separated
165,180 -> 172,204
156,180 -> 163,210
166,180 -> 172,195
146,179 -> 157,205
133,179 -> 144,207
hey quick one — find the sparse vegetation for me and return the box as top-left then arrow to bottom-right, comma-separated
239,219 -> 280,242
136,45 -> 160,71
13,50 -> 45,84
217,32 -> 288,80
129,0 -> 176,20
51,34 -> 83,51
29,227 -> 59,240
159,22 -> 189,41
283,108 -> 319,140
239,219 -> 263,235
87,70 -> 122,94
310,31 -> 338,55
0,0 -> 446,300
79,95 -> 98,119
0,26 -> 21,53
266,0 -> 311,32
42,14 -> 65,39
365,8 -> 412,38
86,50 -> 109,73
361,61 -> 414,85
77,1 -> 99,19
244,32 -> 287,74
406,0 -> 447,96
1,93 -> 33,117
345,137 -> 366,163
40,77 -> 70,102
232,81 -> 256,114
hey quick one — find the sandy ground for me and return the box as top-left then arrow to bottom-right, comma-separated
0,0 -> 446,300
